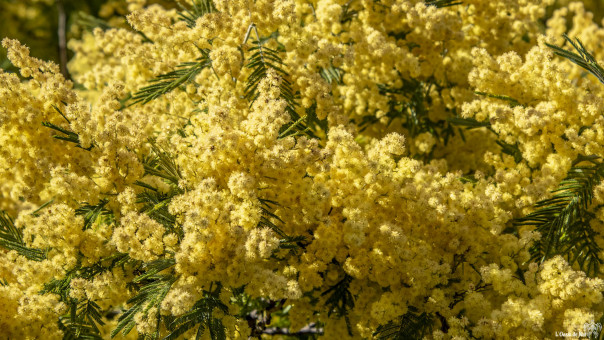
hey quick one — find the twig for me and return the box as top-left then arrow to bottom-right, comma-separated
57,0 -> 71,80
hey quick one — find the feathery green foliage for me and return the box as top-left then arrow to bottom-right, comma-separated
42,253 -> 131,306
474,91 -> 522,107
244,33 -> 291,103
244,39 -> 294,108
136,188 -> 179,229
42,253 -> 131,340
279,235 -> 307,250
42,121 -> 92,149
135,140 -> 184,237
177,0 -> 217,28
319,64 -> 343,85
42,105 -> 94,150
133,257 -> 175,283
59,300 -> 105,340
0,210 -> 46,261
508,34 -> 604,278
496,140 -> 523,163
278,102 -> 327,140
111,258 -> 177,338
244,34 -> 325,140
131,49 -> 212,105
75,199 -> 114,230
546,34 -> 604,85
321,273 -> 354,335
257,198 -> 288,239
31,199 -> 55,217
43,272 -> 79,301
515,155 -> 604,277
142,139 -> 184,186
164,284 -> 228,340
446,117 -> 492,130
448,114 -> 525,163
357,79 -> 456,150
341,1 -> 357,23
42,253 -> 131,297
373,306 -> 434,340
446,116 -> 493,143
258,198 -> 307,252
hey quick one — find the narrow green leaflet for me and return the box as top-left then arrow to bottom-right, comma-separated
177,0 -> 217,28
75,199 -> 114,230
164,286 -> 228,340
425,0 -> 463,8
321,274 -> 354,335
373,306 -> 434,340
0,211 -> 46,261
111,269 -> 177,338
245,36 -> 325,139
514,155 -> 604,277
546,34 -> 604,85
131,50 -> 212,105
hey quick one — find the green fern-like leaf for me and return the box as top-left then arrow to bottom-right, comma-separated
448,112 -> 524,163
164,285 -> 228,340
340,1 -> 358,24
495,140 -> 523,164
321,274 -> 354,335
75,199 -> 114,230
59,299 -> 105,340
136,189 -> 180,232
42,253 -> 132,300
359,79 -> 450,144
43,271 -> 79,301
59,317 -> 103,340
447,117 -> 491,130
258,198 -> 307,252
42,121 -> 93,150
546,34 -> 604,85
42,105 -> 94,150
42,253 -> 132,340
245,38 -> 323,139
278,101 -> 327,140
319,64 -> 343,85
474,91 -> 522,108
321,274 -> 354,317
514,154 -> 604,277
131,50 -> 212,105
135,140 -> 184,237
142,139 -> 184,186
177,0 -> 217,28
0,210 -> 46,261
279,235 -> 307,249
133,258 -> 176,284
245,40 -> 293,108
111,260 -> 177,338
31,199 -> 55,217
373,306 -> 434,340
257,198 -> 287,237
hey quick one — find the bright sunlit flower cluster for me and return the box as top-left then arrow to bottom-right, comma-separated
2,0 -> 604,339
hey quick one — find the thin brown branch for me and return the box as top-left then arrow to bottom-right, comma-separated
57,0 -> 71,80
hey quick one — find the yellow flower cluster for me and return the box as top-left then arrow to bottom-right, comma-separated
2,0 -> 604,339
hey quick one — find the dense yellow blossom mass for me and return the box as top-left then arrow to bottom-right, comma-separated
2,0 -> 604,339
